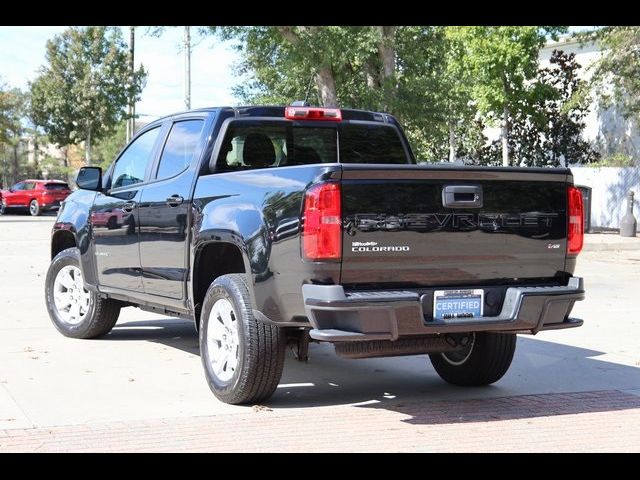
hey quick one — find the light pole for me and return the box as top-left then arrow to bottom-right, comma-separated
127,26 -> 136,143
185,26 -> 191,110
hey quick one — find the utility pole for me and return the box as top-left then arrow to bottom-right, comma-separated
127,26 -> 136,143
185,26 -> 191,110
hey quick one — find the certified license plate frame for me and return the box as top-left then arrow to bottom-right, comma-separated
433,289 -> 484,320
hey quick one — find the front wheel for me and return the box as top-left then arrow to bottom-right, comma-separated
429,332 -> 517,386
45,247 -> 121,339
29,199 -> 40,216
199,274 -> 286,405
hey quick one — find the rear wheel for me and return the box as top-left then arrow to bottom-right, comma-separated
45,247 -> 121,339
429,332 -> 517,386
29,199 -> 40,216
199,274 -> 286,405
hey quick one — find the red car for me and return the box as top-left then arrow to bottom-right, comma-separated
0,179 -> 72,216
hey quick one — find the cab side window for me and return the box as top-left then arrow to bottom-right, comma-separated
216,124 -> 287,172
111,127 -> 161,190
156,120 -> 204,180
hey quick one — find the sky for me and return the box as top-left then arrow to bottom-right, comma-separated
0,26 -> 243,121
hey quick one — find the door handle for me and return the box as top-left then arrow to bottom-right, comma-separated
122,201 -> 136,213
166,195 -> 184,207
442,185 -> 483,208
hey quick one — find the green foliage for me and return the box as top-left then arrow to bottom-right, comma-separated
29,26 -> 147,164
445,27 -> 565,119
444,26 -> 567,165
482,50 -> 600,166
41,154 -> 73,182
588,153 -> 634,167
589,26 -> 640,121
209,26 -> 579,164
0,81 -> 27,144
92,121 -> 127,170
0,83 -> 32,186
211,26 -> 466,161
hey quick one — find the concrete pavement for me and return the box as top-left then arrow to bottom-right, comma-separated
0,214 -> 639,451
583,232 -> 640,252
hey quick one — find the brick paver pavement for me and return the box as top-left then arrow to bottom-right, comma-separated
2,390 -> 639,452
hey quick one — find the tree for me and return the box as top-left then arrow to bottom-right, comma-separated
29,26 -> 147,165
0,80 -> 24,144
538,50 -> 600,166
587,27 -> 640,121
482,50 -> 599,167
92,121 -> 127,170
211,26 -> 465,161
0,83 -> 30,186
445,26 -> 566,165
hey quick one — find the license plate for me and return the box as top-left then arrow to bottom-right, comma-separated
433,289 -> 484,320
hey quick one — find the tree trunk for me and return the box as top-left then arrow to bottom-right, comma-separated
33,133 -> 41,178
364,59 -> 378,89
1,145 -> 6,188
85,126 -> 92,166
377,26 -> 396,79
316,66 -> 338,107
502,105 -> 510,167
12,143 -> 19,184
449,124 -> 456,162
377,26 -> 396,112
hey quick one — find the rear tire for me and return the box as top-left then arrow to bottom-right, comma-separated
45,247 -> 121,339
106,216 -> 118,230
199,273 -> 286,405
429,332 -> 516,386
29,199 -> 40,216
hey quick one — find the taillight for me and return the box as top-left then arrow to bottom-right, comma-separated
567,186 -> 584,255
285,106 -> 342,121
302,183 -> 342,261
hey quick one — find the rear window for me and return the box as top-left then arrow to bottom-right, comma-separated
216,122 -> 408,171
45,183 -> 69,190
339,124 -> 408,164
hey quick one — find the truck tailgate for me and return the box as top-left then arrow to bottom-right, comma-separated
340,165 -> 570,288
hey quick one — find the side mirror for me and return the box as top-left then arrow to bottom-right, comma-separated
9,188 -> 14,193
76,167 -> 103,191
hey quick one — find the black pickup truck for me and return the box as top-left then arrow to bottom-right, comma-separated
45,105 -> 585,404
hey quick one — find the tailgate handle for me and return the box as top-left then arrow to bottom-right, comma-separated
442,185 -> 483,208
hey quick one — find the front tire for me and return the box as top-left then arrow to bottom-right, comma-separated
199,274 -> 286,405
29,199 -> 40,216
429,332 -> 517,386
45,247 -> 121,339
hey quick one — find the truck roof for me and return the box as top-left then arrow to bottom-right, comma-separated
152,106 -> 399,125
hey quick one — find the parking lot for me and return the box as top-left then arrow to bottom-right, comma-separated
1,214 -> 639,452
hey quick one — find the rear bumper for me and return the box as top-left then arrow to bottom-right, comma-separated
302,277 -> 585,342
